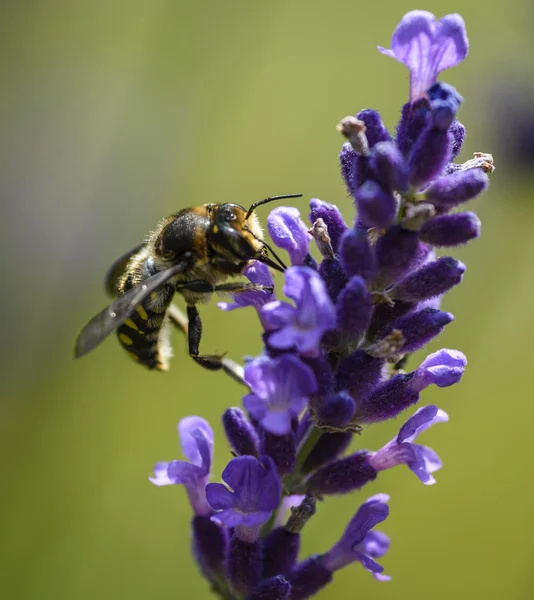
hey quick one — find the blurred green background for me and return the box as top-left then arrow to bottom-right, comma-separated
1,0 -> 533,598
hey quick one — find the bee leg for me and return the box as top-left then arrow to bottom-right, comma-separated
186,305 -> 225,371
167,304 -> 246,385
214,282 -> 275,295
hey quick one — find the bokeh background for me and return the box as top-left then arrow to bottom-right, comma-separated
1,1 -> 533,598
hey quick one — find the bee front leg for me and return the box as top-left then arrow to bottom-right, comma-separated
186,305 -> 225,371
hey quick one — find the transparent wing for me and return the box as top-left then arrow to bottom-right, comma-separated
75,256 -> 193,358
103,243 -> 145,296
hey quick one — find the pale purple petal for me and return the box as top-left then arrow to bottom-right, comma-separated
379,11 -> 469,102
411,348 -> 467,391
179,417 -> 214,467
260,301 -> 297,332
167,460 -> 207,484
268,207 -> 311,265
218,260 -> 274,311
406,445 -> 443,485
149,462 -> 172,486
397,405 -> 448,443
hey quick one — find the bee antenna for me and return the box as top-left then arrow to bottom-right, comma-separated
245,193 -> 303,221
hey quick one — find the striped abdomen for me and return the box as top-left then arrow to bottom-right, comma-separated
116,282 -> 175,371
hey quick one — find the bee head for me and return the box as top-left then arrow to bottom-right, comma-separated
210,203 -> 263,261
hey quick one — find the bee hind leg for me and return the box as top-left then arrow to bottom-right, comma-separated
186,305 -> 225,371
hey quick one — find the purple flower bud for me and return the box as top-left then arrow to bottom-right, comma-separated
246,576 -> 291,600
368,300 -> 415,340
227,533 -> 262,596
449,120 -> 466,159
268,207 -> 311,266
218,260 -> 274,312
191,515 -> 228,583
287,558 -> 332,600
336,275 -> 373,340
260,429 -> 296,476
410,348 -> 467,392
408,127 -> 452,188
262,528 -> 300,578
356,109 -> 392,147
318,258 -> 348,304
306,451 -> 377,495
369,405 -> 448,485
390,256 -> 466,302
223,408 -> 259,457
321,494 -> 390,580
396,98 -> 430,157
339,227 -> 377,282
354,373 -> 420,423
301,431 -> 353,475
206,455 -> 281,530
316,391 -> 356,429
309,199 -> 348,253
382,307 -> 454,353
261,267 -> 336,355
420,212 -> 481,246
378,11 -> 469,103
353,154 -> 376,189
355,180 -> 398,229
150,416 -> 214,516
334,350 -> 384,401
371,141 -> 409,193
425,168 -> 489,209
375,226 -> 429,287
339,142 -> 358,194
428,82 -> 463,130
243,354 -> 317,436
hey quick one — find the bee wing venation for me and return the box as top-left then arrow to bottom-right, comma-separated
75,257 -> 192,358
104,242 -> 145,296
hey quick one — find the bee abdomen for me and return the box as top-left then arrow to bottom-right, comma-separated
117,286 -> 174,371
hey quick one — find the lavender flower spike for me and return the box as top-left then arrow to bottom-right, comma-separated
150,416 -> 214,516
261,266 -> 336,355
369,405 -> 448,484
268,207 -> 311,266
322,494 -> 391,579
378,11 -> 469,103
206,455 -> 281,530
244,354 -> 317,436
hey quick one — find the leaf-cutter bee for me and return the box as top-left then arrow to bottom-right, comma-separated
74,194 -> 300,372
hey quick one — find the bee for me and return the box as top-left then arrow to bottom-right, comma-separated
74,194 -> 300,372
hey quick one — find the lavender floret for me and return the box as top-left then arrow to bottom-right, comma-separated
150,11 -> 491,597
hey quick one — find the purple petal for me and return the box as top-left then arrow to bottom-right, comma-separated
433,14 -> 469,72
179,416 -> 214,466
268,207 -> 311,265
406,444 -> 443,485
260,301 -> 297,331
411,348 -> 467,391
149,461 -> 172,486
379,11 -> 468,103
218,260 -> 274,311
167,460 -> 207,484
205,482 -> 236,510
211,509 -> 273,528
397,405 -> 448,443
359,530 -> 390,559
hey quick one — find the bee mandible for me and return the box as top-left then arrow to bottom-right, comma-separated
74,194 -> 301,372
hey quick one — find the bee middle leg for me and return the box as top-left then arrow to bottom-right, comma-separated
186,305 -> 226,371
176,280 -> 272,371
